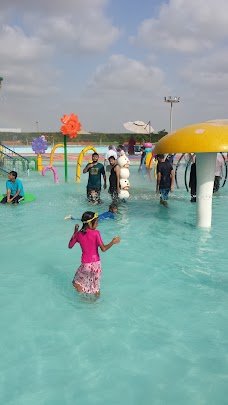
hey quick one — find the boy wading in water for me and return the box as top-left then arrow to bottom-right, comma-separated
156,154 -> 174,207
83,153 -> 106,204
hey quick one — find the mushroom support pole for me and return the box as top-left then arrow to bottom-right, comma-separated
196,152 -> 217,228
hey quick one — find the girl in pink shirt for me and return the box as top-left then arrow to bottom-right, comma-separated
68,211 -> 120,296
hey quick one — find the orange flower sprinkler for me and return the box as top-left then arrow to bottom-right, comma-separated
60,113 -> 82,182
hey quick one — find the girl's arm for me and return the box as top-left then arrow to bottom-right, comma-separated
68,225 -> 79,249
99,236 -> 120,252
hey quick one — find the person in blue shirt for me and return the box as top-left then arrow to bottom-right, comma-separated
64,203 -> 118,221
0,171 -> 25,204
98,203 -> 118,220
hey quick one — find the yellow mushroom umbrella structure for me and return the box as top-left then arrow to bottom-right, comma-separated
153,122 -> 228,228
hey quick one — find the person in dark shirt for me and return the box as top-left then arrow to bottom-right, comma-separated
156,154 -> 174,207
83,153 -> 106,204
128,137 -> 136,155
165,154 -> 175,164
108,156 -> 120,202
138,146 -> 146,172
189,160 -> 197,202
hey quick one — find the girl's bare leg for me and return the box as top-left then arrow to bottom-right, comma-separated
72,281 -> 83,292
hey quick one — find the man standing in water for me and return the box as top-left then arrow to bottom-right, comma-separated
108,155 -> 120,202
213,153 -> 224,193
83,153 -> 106,204
128,136 -> 136,155
156,154 -> 174,207
104,145 -> 117,174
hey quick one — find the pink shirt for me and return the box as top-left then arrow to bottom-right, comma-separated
68,229 -> 104,263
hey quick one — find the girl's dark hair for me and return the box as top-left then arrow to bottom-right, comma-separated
80,211 -> 97,233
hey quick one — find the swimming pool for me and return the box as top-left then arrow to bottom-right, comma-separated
1,165 -> 228,404
12,145 -> 113,155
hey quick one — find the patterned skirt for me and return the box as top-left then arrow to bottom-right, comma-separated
73,261 -> 102,294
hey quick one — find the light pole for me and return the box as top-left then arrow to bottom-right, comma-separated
164,96 -> 180,133
36,121 -> 39,134
0,77 -> 3,89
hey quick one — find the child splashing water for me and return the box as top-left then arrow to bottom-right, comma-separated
64,203 -> 118,221
68,211 -> 120,296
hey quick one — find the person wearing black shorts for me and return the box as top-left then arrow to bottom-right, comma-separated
83,153 -> 106,204
156,154 -> 174,207
108,156 -> 120,202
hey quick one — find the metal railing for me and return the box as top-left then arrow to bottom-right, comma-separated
0,143 -> 29,176
0,166 -> 10,175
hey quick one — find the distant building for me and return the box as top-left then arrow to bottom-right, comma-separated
0,128 -> 21,133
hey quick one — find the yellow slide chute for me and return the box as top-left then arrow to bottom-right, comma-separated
145,152 -> 153,169
145,152 -> 157,178
76,146 -> 97,183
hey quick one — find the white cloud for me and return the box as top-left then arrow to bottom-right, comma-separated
1,0 -> 120,53
0,24 -> 57,97
133,0 -> 228,53
0,0 -> 108,14
2,0 -> 228,132
0,0 -> 121,131
0,25 -> 51,63
38,14 -> 120,53
87,54 -> 165,94
0,0 -> 120,112
76,55 -> 171,132
182,51 -> 228,92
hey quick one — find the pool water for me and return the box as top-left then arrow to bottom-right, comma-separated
13,146 -> 113,155
1,164 -> 228,405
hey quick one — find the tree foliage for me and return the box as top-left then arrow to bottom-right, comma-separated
0,130 -> 168,145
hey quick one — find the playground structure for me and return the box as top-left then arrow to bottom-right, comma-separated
32,136 -> 48,172
42,165 -> 59,184
37,154 -> 43,171
0,143 -> 30,176
39,143 -> 63,184
175,153 -> 228,191
49,144 -> 64,166
35,143 -> 97,184
153,121 -> 228,228
60,113 -> 82,182
27,157 -> 38,171
76,146 -> 97,182
117,154 -> 130,199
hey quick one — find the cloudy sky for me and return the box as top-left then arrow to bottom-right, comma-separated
1,0 -> 228,133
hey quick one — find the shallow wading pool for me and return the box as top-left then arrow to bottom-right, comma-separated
0,164 -> 228,404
